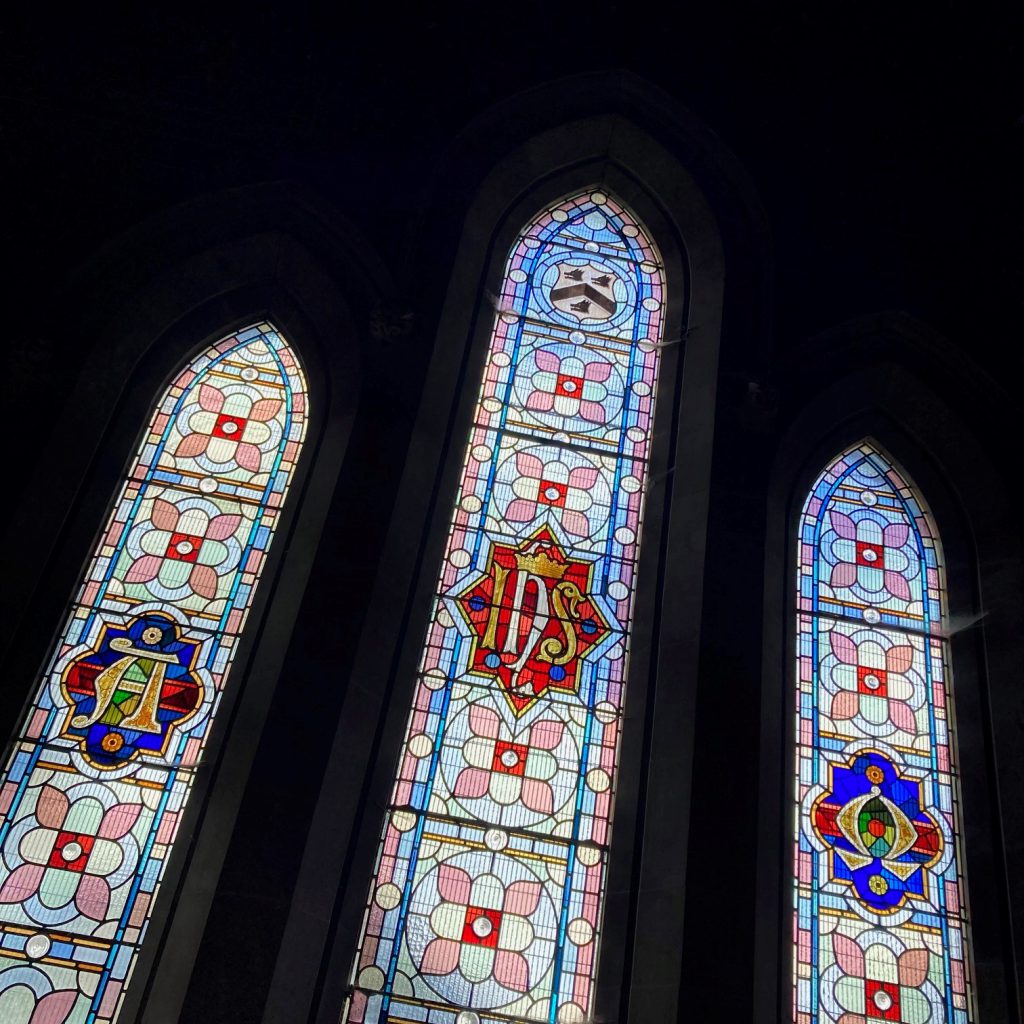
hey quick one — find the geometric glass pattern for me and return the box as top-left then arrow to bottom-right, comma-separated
344,192 -> 666,1024
794,442 -> 975,1024
0,323 -> 308,1023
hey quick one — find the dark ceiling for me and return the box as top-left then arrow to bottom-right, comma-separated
4,5 -> 1022,365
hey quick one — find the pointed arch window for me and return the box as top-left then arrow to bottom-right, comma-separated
0,323 -> 308,1022
794,442 -> 974,1024
345,192 -> 666,1023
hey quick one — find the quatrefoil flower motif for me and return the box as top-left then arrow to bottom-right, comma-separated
827,512 -> 914,602
452,704 -> 564,816
125,497 -> 241,600
0,784 -> 140,923
826,631 -> 922,738
175,383 -> 282,472
525,350 -> 614,424
830,933 -> 934,1024
419,864 -> 542,994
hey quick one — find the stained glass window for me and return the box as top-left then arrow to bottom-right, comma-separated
345,192 -> 665,1024
794,442 -> 974,1024
0,323 -> 308,1023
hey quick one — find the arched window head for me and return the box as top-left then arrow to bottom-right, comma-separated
0,324 -> 308,1022
345,191 -> 666,1023
794,442 -> 974,1024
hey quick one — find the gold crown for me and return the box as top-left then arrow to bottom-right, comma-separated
515,545 -> 568,579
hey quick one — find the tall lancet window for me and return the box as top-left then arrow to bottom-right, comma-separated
346,192 -> 666,1024
794,443 -> 974,1024
0,324 -> 308,1023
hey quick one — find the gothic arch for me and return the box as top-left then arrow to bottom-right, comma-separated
267,88 -> 766,1024
756,329 -> 1023,1023
0,190 -> 384,1023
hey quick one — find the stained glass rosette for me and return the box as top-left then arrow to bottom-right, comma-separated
794,443 -> 974,1024
0,324 -> 307,1023
345,192 -> 666,1024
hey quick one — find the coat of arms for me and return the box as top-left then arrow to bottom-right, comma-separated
549,262 -> 618,322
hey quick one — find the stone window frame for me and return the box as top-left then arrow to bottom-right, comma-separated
269,110 -> 731,1024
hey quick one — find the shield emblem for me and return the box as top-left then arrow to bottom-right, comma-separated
549,262 -> 618,322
